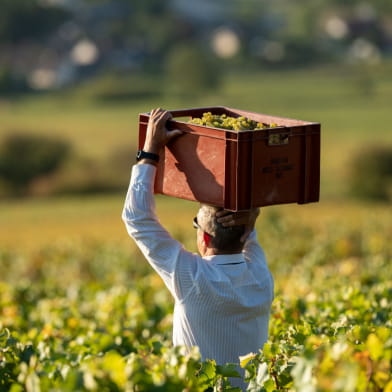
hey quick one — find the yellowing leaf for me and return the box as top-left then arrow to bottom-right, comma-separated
102,351 -> 127,387
375,370 -> 390,385
239,352 -> 257,368
366,333 -> 383,361
384,380 -> 392,392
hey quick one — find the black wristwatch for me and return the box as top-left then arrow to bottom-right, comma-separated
136,150 -> 160,163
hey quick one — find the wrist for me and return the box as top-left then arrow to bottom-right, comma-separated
138,158 -> 158,167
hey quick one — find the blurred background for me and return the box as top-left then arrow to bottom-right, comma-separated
0,0 -> 391,249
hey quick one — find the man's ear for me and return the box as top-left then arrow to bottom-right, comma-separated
203,232 -> 211,247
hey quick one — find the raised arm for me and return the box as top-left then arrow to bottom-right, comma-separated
122,109 -> 196,299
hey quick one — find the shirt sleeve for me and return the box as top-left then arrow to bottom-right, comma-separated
122,164 -> 198,301
242,229 -> 267,266
243,229 -> 274,299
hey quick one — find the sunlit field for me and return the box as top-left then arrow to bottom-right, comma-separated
1,66 -> 391,390
1,197 -> 391,390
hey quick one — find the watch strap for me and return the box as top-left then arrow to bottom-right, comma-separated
136,150 -> 160,162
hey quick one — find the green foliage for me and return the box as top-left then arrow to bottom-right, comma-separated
0,67 -> 29,94
165,43 -> 221,97
0,209 -> 391,390
0,133 -> 71,195
50,156 -> 129,196
349,144 -> 392,201
71,72 -> 162,103
242,286 -> 392,391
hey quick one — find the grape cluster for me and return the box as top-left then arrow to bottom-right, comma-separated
188,112 -> 278,131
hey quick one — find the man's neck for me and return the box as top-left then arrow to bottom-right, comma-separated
203,248 -> 242,256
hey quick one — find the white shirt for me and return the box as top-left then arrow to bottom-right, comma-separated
122,164 -> 274,367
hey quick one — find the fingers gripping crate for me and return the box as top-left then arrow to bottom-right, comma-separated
138,106 -> 320,211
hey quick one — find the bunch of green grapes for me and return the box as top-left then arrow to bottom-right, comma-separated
188,112 -> 278,131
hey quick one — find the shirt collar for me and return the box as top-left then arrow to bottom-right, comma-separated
203,253 -> 245,265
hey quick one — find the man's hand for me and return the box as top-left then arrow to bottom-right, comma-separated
143,108 -> 183,155
216,208 -> 260,243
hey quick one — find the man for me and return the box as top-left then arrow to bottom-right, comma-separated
122,108 -> 274,388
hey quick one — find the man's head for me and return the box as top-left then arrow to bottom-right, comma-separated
195,204 -> 245,256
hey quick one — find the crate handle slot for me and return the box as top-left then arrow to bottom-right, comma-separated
268,131 -> 290,146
